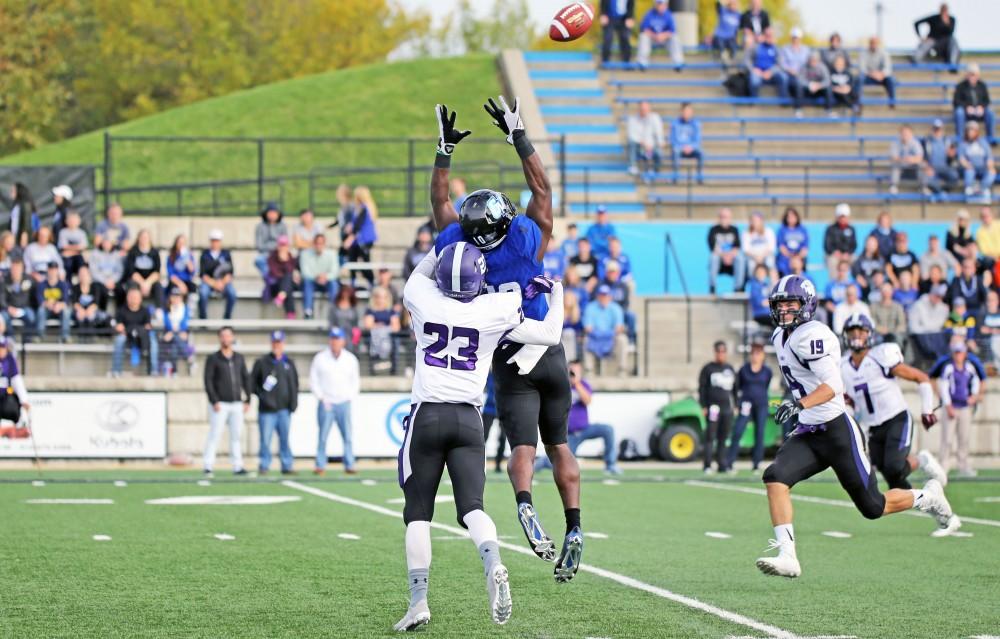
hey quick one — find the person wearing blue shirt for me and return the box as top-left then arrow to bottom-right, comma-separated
600,0 -> 635,64
636,0 -> 684,71
822,259 -> 860,317
345,186 -> 379,287
776,207 -> 808,276
670,102 -> 704,184
561,223 -> 580,260
586,206 -> 617,260
747,264 -> 773,326
745,27 -> 789,99
779,27 -> 810,93
583,285 -> 628,375
166,234 -> 197,298
726,340 -> 773,472
600,236 -> 632,282
712,0 -> 741,64
922,119 -> 959,197
957,121 -> 996,203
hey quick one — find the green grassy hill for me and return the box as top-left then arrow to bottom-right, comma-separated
2,55 -> 507,215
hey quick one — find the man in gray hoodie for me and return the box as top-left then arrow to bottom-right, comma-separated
254,203 -> 288,278
860,36 -> 896,108
794,52 -> 832,118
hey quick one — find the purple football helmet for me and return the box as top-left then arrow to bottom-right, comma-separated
436,241 -> 487,301
842,312 -> 875,352
769,274 -> 818,329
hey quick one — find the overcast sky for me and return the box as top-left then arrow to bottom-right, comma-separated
397,0 -> 1000,49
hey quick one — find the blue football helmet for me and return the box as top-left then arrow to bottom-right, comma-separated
842,312 -> 876,352
436,241 -> 487,301
769,275 -> 818,329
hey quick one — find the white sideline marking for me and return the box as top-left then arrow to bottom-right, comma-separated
386,495 -> 453,505
283,481 -> 810,639
197,480 -> 211,487
26,498 -> 114,505
361,479 -> 378,486
602,479 -> 621,486
338,533 -> 361,540
684,480 -> 1000,529
214,533 -> 235,541
705,531 -> 732,539
92,534 -> 111,541
726,636 -> 857,639
946,531 -> 974,538
821,531 -> 852,539
113,480 -> 128,487
31,480 -> 45,487
969,635 -> 1000,638
433,534 -> 518,541
973,497 -> 1000,503
588,532 -> 610,539
145,495 -> 301,506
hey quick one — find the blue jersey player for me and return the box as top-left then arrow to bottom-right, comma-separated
431,98 -> 583,583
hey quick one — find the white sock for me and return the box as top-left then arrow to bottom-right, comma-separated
463,509 -> 498,548
405,521 -> 432,571
774,524 -> 796,555
910,488 -> 926,511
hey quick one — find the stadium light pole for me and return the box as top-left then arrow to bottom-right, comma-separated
875,0 -> 885,42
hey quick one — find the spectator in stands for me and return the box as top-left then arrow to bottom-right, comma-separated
602,260 -> 630,312
600,0 -> 635,64
376,268 -> 401,312
544,236 -> 567,280
0,232 -> 19,279
948,258 -> 989,316
976,207 -> 1000,269
893,270 -> 920,312
745,27 -> 788,100
23,227 -> 62,284
94,203 -> 131,254
160,288 -> 194,376
56,211 -> 87,279
921,234 -> 958,281
1,259 -> 34,339
794,52 -> 833,118
829,55 -> 859,116
832,282 -> 870,334
922,118 -> 959,198
7,183 -> 37,248
953,63 -> 994,143
889,125 -> 926,195
34,261 -> 71,342
329,285 -> 360,350
365,286 -> 400,374
336,184 -> 354,266
90,237 -> 124,301
310,327 -> 361,475
747,263 -> 773,327
910,283 -> 951,359
787,254 -> 811,284
944,297 -> 977,351
111,285 -> 158,378
739,0 -> 769,44
202,326 -> 250,476
779,27 -> 809,93
627,100 -> 665,177
823,259 -> 859,315
344,186 -> 378,288
698,340 -> 736,474
865,272 -> 888,305
563,267 -> 590,309
71,265 -> 108,333
254,203 -> 287,278
922,263 -> 949,296
603,236 -> 632,284
300,233 -> 339,320
868,210 -> 898,259
823,203 -> 857,279
669,102 -> 704,184
708,207 -> 745,294
860,36 -> 896,109
292,208 -> 321,251
936,341 -> 980,478
710,0 -> 741,65
571,237 -> 601,295
50,185 -> 72,239
166,234 -> 196,297
742,211 -> 776,281
124,229 -> 164,308
267,236 -> 299,319
871,281 -> 907,342
958,121 -> 996,204
776,206 -> 808,276
583,284 -> 629,376
727,339 -> 772,472
450,178 -> 468,212
886,231 -> 920,287
587,206 -> 617,259
913,4 -> 959,70
198,230 -> 236,321
980,290 -> 1000,363
402,227 -> 433,280
562,223 -> 580,260
821,32 -> 852,71
563,287 -> 583,361
947,208 -> 977,266
252,330 -> 298,476
636,0 -> 684,72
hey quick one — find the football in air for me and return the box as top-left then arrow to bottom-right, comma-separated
549,2 -> 594,42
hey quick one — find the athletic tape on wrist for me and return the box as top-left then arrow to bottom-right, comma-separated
434,153 -> 451,169
512,130 -> 534,159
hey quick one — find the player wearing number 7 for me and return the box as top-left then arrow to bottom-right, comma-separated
757,275 -> 957,579
393,242 -> 564,632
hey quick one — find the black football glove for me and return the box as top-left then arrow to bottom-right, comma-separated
483,95 -> 524,144
774,400 -> 803,426
435,104 -> 471,156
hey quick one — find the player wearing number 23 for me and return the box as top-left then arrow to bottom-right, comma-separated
756,274 -> 958,580
393,242 -> 564,632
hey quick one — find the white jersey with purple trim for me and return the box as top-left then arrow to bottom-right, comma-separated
771,320 -> 846,425
841,343 -> 908,428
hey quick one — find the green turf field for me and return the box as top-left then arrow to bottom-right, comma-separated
2,469 -> 998,639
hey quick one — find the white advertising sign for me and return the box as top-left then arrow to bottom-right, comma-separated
0,392 -> 167,458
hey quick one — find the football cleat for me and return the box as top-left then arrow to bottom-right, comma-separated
916,479 -> 957,530
755,539 -> 801,578
931,514 -> 963,537
393,600 -> 431,632
487,564 -> 512,625
517,503 -> 556,562
917,449 -> 947,486
554,527 -> 584,583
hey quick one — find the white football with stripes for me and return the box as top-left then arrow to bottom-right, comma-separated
549,2 -> 593,42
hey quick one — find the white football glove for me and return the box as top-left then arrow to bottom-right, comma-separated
435,104 -> 471,156
484,96 -> 524,145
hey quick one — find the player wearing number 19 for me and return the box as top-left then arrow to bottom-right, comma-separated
431,97 -> 583,584
393,243 -> 565,632
757,275 -> 957,579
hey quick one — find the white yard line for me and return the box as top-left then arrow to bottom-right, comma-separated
683,480 -> 1000,529
26,498 -> 114,504
282,480 -> 817,639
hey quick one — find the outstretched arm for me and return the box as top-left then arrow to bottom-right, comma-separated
430,104 -> 471,231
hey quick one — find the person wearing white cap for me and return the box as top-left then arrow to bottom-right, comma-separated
635,0 -> 684,71
310,327 -> 360,475
859,36 -> 896,109
251,330 -> 299,476
889,124 -> 925,195
823,203 -> 857,279
957,120 -> 996,204
934,339 -> 982,477
953,62 -> 995,143
50,185 -> 73,238
922,118 -> 959,198
197,229 -> 237,320
778,27 -> 809,92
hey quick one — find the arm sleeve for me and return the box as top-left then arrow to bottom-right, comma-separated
971,369 -> 982,396
507,284 -> 564,346
918,381 -> 935,414
309,356 -> 323,401
249,360 -> 262,396
241,359 -> 252,402
289,363 -> 299,412
11,374 -> 28,404
807,350 -> 845,394
204,357 -> 219,404
937,377 -> 951,406
698,366 -> 709,406
914,16 -> 927,37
